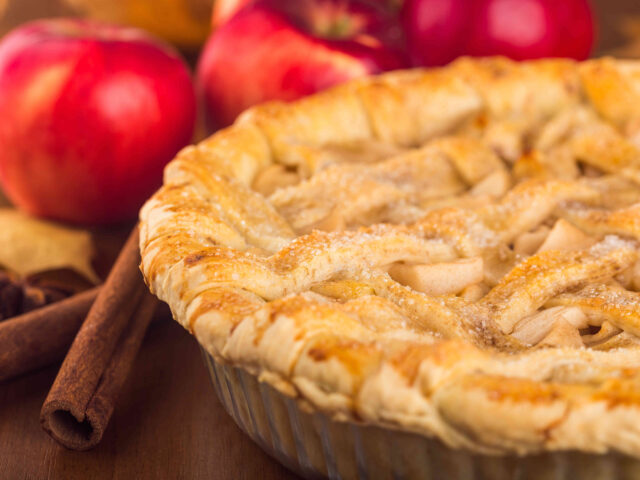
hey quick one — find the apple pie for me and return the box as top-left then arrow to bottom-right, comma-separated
140,57 -> 640,478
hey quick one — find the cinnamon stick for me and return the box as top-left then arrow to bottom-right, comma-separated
41,225 -> 157,450
0,287 -> 99,382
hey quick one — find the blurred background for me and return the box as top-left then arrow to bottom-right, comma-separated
0,0 -> 212,52
0,0 -> 638,56
0,0 -> 638,216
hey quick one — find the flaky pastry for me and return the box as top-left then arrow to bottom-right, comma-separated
140,57 -> 640,458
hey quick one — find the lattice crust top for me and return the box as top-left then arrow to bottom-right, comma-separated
140,57 -> 640,457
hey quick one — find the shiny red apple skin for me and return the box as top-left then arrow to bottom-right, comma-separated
466,0 -> 595,61
401,0 -> 468,66
466,0 -> 558,60
212,0 -> 253,27
402,0 -> 595,66
546,0 -> 595,60
211,0 -> 403,28
0,19 -> 196,225
198,0 -> 408,130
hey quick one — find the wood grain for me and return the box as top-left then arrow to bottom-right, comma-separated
0,313 -> 299,480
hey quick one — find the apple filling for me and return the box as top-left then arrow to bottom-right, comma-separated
252,164 -> 300,196
387,257 -> 484,296
511,306 -> 588,346
513,218 -> 596,256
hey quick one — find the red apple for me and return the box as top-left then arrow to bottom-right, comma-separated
0,19 -> 196,225
401,0 -> 469,66
212,0 -> 253,27
465,0 -> 595,61
198,0 -> 408,130
402,0 -> 595,66
212,0 -> 403,28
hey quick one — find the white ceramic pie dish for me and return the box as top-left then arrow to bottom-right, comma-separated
202,351 -> 640,480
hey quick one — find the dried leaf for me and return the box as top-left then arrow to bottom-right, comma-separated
0,209 -> 99,283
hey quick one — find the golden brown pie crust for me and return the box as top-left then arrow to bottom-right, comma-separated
140,57 -> 640,458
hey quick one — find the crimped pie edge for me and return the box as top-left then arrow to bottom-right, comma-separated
139,56 -> 640,458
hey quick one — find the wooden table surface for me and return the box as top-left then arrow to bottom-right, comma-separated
1,0 -> 640,478
0,313 -> 299,480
